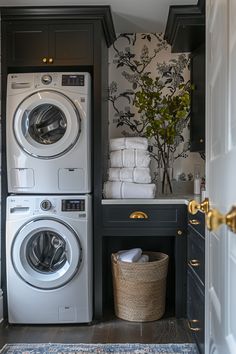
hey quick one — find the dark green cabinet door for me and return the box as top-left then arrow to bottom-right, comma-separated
48,23 -> 93,65
6,22 -> 49,66
190,45 -> 205,152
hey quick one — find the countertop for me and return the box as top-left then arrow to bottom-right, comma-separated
102,194 -> 201,205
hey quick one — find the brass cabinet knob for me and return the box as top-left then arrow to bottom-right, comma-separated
129,211 -> 148,219
48,58 -> 54,64
42,57 -> 47,63
199,138 -> 204,143
206,206 -> 236,233
189,219 -> 201,225
188,319 -> 201,332
188,198 -> 209,215
188,259 -> 200,267
177,230 -> 183,236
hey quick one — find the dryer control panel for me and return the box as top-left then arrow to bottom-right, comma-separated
61,199 -> 85,212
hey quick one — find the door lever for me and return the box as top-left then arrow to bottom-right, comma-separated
206,206 -> 236,233
188,198 -> 209,215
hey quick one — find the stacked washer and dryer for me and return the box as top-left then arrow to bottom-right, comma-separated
5,72 -> 93,324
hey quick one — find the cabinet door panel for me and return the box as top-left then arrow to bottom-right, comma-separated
188,228 -> 205,285
190,45 -> 205,152
188,210 -> 205,237
6,22 -> 48,66
187,269 -> 205,354
49,23 -> 93,65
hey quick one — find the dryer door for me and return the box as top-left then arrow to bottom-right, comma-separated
13,90 -> 81,159
12,218 -> 82,289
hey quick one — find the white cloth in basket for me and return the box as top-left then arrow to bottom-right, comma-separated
103,181 -> 156,199
108,167 -> 151,184
117,248 -> 142,263
110,149 -> 150,168
137,254 -> 149,263
110,137 -> 148,151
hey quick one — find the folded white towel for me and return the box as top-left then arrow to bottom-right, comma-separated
110,137 -> 148,151
137,254 -> 149,263
117,248 -> 142,263
110,149 -> 150,168
103,181 -> 156,199
108,167 -> 151,184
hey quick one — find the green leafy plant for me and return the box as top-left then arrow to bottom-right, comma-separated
134,74 -> 191,193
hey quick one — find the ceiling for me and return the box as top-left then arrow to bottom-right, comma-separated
0,0 -> 198,33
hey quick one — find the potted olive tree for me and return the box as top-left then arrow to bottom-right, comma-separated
134,74 -> 191,194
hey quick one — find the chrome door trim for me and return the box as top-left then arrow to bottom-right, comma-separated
11,217 -> 82,290
13,90 -> 81,159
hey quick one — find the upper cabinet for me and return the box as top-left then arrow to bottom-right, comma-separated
164,0 -> 205,152
164,0 -> 205,53
1,6 -> 116,68
5,21 -> 93,66
190,45 -> 205,152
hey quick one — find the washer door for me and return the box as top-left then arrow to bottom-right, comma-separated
12,218 -> 82,289
13,90 -> 81,159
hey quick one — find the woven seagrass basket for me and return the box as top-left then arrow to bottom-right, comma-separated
111,251 -> 169,322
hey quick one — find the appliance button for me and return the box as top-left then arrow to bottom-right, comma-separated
41,74 -> 52,85
40,200 -> 52,211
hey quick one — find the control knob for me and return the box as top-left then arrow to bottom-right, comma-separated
41,74 -> 52,85
40,200 -> 52,211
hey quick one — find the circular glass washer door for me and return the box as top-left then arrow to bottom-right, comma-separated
11,218 -> 82,289
13,90 -> 81,159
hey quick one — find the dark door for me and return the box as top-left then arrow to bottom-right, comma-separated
190,45 -> 205,152
48,23 -> 93,65
6,22 -> 49,67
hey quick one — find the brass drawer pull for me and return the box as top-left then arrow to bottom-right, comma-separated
189,219 -> 201,225
188,319 -> 201,332
42,57 -> 47,63
188,259 -> 200,267
129,211 -> 148,219
48,57 -> 54,64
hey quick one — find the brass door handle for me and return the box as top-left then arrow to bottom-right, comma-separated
188,198 -> 209,215
48,58 -> 54,64
42,57 -> 47,63
188,259 -> 200,267
206,206 -> 236,233
189,219 -> 201,225
129,211 -> 148,219
188,319 -> 201,332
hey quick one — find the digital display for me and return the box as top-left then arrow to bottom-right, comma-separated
61,199 -> 85,212
61,75 -> 85,86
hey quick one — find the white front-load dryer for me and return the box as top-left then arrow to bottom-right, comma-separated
6,195 -> 92,324
7,72 -> 91,194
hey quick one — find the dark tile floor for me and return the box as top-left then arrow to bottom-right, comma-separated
0,315 -> 193,348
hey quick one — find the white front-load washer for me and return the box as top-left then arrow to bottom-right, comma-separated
6,195 -> 92,324
7,72 -> 91,194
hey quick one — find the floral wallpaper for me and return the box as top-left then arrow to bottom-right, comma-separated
108,33 -> 205,188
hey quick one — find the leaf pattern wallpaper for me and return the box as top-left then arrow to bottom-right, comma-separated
108,33 -> 205,189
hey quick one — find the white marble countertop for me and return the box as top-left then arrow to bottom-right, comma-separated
102,194 -> 201,205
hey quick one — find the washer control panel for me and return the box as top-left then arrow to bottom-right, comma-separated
40,200 -> 52,211
61,199 -> 85,212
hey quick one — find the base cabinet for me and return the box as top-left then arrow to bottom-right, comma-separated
94,203 -> 188,320
187,269 -> 205,354
187,211 -> 205,354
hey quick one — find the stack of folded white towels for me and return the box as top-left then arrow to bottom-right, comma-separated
103,137 -> 156,199
117,248 -> 149,263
